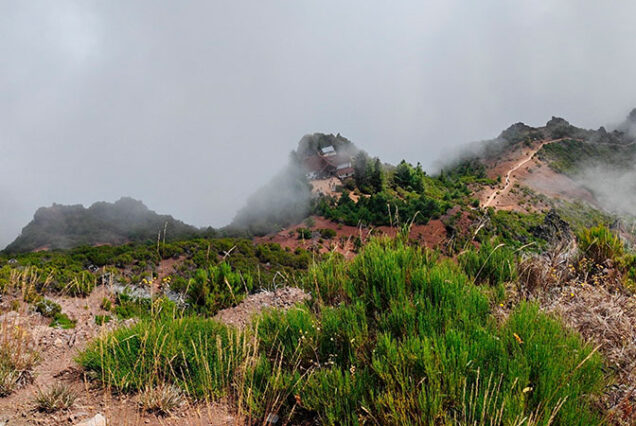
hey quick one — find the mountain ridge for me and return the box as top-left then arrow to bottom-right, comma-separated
4,197 -> 209,253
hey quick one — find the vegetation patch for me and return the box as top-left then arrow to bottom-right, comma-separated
139,384 -> 184,415
79,238 -> 607,424
538,139 -> 636,176
50,312 -> 76,329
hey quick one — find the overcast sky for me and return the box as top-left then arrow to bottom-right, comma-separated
1,1 -> 636,248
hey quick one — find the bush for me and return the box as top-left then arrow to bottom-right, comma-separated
35,299 -> 62,318
319,228 -> 337,240
296,228 -> 312,240
577,225 -> 624,265
186,263 -> 252,315
78,316 -> 247,398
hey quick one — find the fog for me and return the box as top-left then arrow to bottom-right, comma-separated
575,115 -> 636,218
2,1 -> 636,248
577,167 -> 636,217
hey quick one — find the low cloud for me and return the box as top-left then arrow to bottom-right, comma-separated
576,166 -> 636,217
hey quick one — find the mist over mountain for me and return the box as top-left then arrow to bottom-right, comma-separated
229,133 -> 359,236
571,110 -> 636,217
4,197 -> 206,253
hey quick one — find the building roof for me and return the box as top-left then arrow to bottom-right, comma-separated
303,150 -> 353,179
335,167 -> 354,178
320,145 -> 336,155
303,155 -> 329,174
323,153 -> 351,168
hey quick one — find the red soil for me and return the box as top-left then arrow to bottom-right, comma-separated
255,216 -> 447,259
478,138 -> 596,212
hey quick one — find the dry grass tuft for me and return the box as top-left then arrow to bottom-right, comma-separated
139,384 -> 184,415
0,320 -> 40,396
517,240 -> 574,294
540,284 -> 636,424
517,235 -> 636,424
34,383 -> 77,413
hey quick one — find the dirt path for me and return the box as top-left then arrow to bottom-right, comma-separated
482,136 -> 635,210
483,139 -> 561,208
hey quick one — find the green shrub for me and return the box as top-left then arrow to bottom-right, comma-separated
296,228 -> 312,240
113,292 -> 150,319
249,239 -> 604,424
35,299 -> 62,318
186,263 -> 252,315
319,228 -> 337,239
577,225 -> 624,265
302,367 -> 374,424
458,240 -> 517,286
50,313 -> 76,329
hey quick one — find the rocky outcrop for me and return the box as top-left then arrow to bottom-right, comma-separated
530,209 -> 572,244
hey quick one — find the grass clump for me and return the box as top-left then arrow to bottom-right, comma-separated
577,224 -> 624,265
61,271 -> 95,297
94,315 -> 111,325
0,323 -> 39,396
77,316 -> 247,398
139,384 -> 184,415
458,240 -> 518,287
33,383 -> 76,412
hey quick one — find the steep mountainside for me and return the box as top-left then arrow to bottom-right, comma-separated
5,197 -> 204,252
468,111 -> 636,217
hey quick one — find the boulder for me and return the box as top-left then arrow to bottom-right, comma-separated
74,413 -> 106,426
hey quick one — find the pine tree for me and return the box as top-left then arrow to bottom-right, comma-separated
353,151 -> 369,189
370,158 -> 384,193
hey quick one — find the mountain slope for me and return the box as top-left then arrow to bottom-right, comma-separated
468,111 -> 636,217
4,197 -> 204,252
